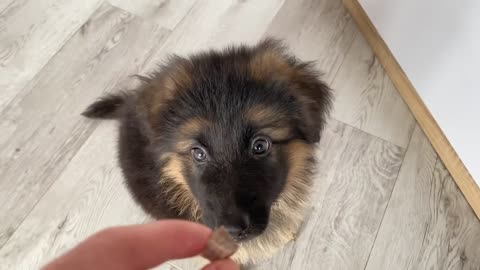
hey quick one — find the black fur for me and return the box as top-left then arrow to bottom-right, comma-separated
82,92 -> 127,119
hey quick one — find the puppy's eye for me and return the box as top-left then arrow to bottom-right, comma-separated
251,137 -> 271,156
191,147 -> 207,162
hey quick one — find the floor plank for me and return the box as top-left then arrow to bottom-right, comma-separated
1,1 -> 479,269
331,33 -> 416,148
252,119 -> 404,270
144,0 -> 286,69
263,0 -> 357,84
365,125 -> 480,270
0,122 -> 148,270
0,0 -> 102,111
0,0 -> 17,13
0,3 -> 169,247
107,0 -> 196,30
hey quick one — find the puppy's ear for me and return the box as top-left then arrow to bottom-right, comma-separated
82,92 -> 130,119
138,56 -> 194,128
251,38 -> 333,143
291,69 -> 332,143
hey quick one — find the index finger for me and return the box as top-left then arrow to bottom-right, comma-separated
43,220 -> 213,270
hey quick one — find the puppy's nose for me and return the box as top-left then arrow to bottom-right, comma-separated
223,213 -> 250,238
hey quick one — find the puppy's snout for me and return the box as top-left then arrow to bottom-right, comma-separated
222,211 -> 250,238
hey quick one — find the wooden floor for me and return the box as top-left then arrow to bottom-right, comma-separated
0,1 -> 479,269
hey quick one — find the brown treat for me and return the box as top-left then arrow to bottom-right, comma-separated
202,226 -> 239,261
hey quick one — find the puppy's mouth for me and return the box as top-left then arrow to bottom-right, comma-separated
203,219 -> 265,242
201,206 -> 271,242
219,224 -> 266,242
231,229 -> 254,242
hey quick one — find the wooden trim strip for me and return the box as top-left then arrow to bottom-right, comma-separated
343,0 -> 480,220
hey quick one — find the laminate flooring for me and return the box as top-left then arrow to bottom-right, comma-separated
0,1 -> 478,269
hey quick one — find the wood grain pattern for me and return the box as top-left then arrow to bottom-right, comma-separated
0,0 -> 102,111
107,0 -> 195,30
1,1 -> 479,270
0,122 -> 148,270
144,0 -> 286,68
0,3 -> 169,247
331,34 -> 416,148
343,0 -> 480,220
263,0 -> 357,84
252,119 -> 404,270
0,0 -> 17,13
366,125 -> 480,270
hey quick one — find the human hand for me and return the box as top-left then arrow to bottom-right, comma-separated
42,220 -> 239,270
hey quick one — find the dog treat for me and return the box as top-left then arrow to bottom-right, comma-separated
202,226 -> 239,261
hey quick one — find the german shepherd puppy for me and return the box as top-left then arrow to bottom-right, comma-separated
83,38 -> 332,265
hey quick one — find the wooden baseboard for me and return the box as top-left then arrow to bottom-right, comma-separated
343,0 -> 480,220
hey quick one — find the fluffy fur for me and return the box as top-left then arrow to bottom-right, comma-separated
83,38 -> 332,265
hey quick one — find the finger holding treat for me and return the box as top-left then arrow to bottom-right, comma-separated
42,220 -> 238,270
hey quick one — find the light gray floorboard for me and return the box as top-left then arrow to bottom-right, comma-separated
0,2 -> 169,248
1,1 -> 479,270
365,126 -> 480,270
0,0 -> 102,111
331,34 -> 416,148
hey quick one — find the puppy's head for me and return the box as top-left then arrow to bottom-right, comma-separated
114,39 -> 331,240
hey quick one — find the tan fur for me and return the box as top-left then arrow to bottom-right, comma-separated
158,118 -> 210,220
249,45 -> 315,98
175,140 -> 194,153
243,104 -> 288,127
258,127 -> 292,142
163,61 -> 193,97
142,59 -> 194,123
178,117 -> 210,138
250,50 -> 293,82
245,105 -> 292,141
161,154 -> 201,220
175,117 -> 210,152
245,104 -> 281,124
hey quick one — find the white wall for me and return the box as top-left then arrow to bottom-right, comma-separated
359,0 -> 480,183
